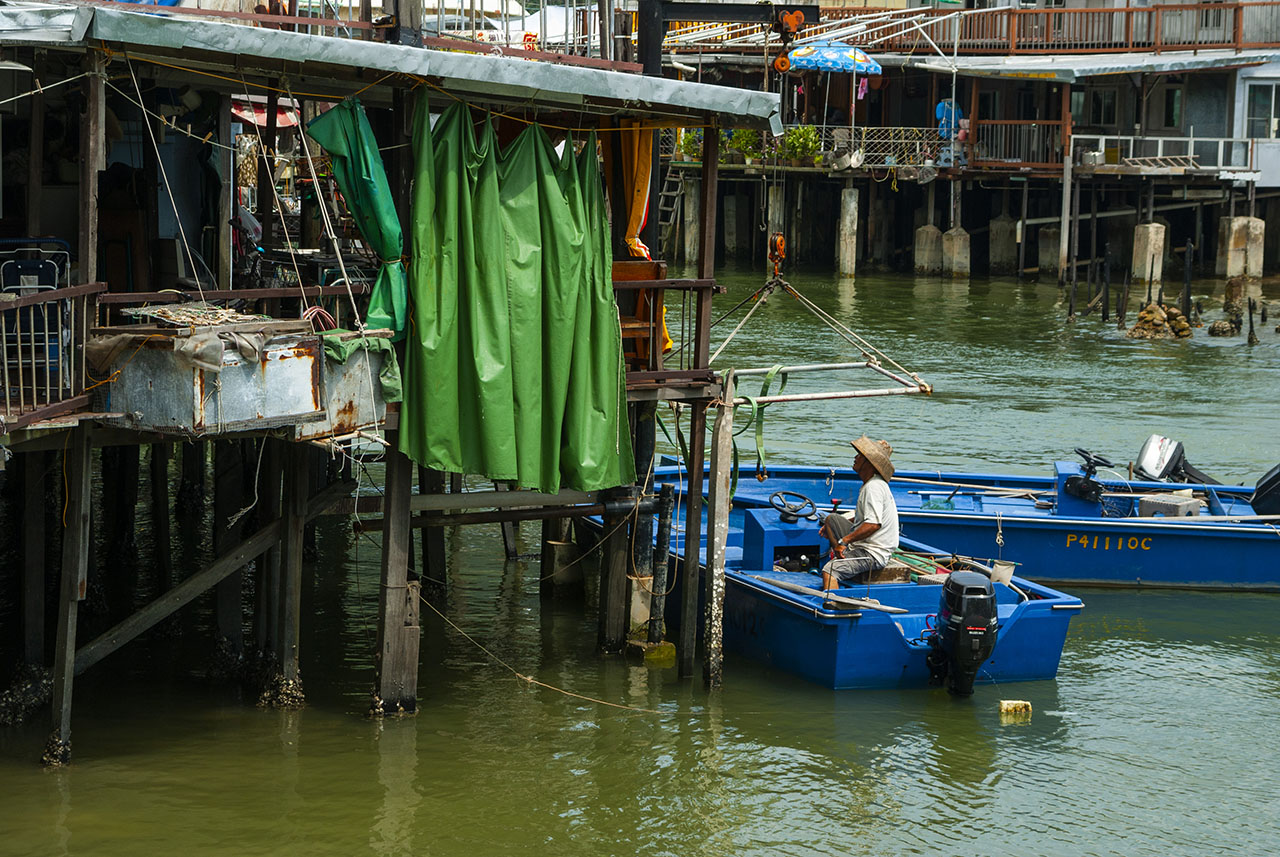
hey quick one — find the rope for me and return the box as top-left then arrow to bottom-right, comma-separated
0,71 -> 90,110
709,282 -> 774,365
415,589 -> 661,714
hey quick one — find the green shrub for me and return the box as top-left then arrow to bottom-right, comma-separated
728,128 -> 762,158
783,125 -> 820,160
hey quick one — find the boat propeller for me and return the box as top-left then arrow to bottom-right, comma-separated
770,491 -> 818,524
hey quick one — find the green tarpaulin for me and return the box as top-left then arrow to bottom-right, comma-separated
399,101 -> 635,493
306,99 -> 407,340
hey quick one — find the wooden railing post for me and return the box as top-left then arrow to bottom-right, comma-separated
1155,5 -> 1163,52
1234,3 -> 1244,49
1009,8 -> 1018,53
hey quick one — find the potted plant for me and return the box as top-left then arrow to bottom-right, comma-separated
729,128 -> 761,166
678,128 -> 703,163
783,125 -> 821,167
720,130 -> 743,164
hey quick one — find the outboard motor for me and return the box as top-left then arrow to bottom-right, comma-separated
927,571 -> 998,697
1134,434 -> 1220,484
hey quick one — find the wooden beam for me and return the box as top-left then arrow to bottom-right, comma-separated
418,467 -> 447,594
46,426 -> 93,765
597,497 -> 631,653
74,477 -> 352,676
332,487 -> 602,516
214,441 -> 245,656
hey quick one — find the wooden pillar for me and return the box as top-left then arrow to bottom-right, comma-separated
45,426 -> 92,766
1017,181 -> 1029,280
646,483 -> 676,644
78,52 -> 105,285
1069,180 -> 1081,319
277,442 -> 308,689
218,95 -> 234,288
22,452 -> 48,667
256,440 -> 284,657
630,402 -> 657,629
373,446 -> 419,713
214,441 -> 245,659
494,481 -> 519,560
1057,85 -> 1073,284
703,374 -> 735,689
677,403 -> 706,678
178,440 -> 206,520
597,492 -> 631,653
418,467 -> 447,598
150,443 -> 173,586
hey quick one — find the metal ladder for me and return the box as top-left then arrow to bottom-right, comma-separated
657,168 -> 684,259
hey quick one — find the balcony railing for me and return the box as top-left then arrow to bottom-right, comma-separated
1072,134 -> 1256,172
1,282 -> 104,432
670,3 -> 1280,55
970,120 -> 1065,170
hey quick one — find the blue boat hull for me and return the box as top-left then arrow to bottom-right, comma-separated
718,465 -> 1280,591
641,477 -> 1083,691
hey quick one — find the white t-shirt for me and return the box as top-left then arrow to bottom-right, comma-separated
850,474 -> 899,566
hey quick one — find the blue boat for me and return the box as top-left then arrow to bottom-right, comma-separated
719,450 -> 1280,592
651,468 -> 1084,691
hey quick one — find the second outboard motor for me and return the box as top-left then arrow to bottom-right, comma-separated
1134,434 -> 1219,484
927,571 -> 998,697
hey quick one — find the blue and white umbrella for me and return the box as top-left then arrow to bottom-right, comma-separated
786,43 -> 882,75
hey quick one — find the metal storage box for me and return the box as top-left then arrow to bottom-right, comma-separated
91,323 -> 389,438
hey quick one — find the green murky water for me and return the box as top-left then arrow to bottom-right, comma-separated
2,270 -> 1278,856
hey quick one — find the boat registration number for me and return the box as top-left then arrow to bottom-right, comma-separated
1066,534 -> 1152,551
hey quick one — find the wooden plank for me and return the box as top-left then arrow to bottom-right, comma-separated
374,446 -> 419,712
96,284 -> 372,304
611,279 -> 718,292
48,426 -> 92,763
611,260 -> 667,281
332,487 -> 601,516
257,440 -> 284,655
418,467 -> 448,594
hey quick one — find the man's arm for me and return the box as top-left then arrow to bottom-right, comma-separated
831,520 -> 881,557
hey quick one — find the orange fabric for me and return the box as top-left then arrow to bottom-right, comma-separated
601,121 -> 673,354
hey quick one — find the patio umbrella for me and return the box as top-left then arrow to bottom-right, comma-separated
786,43 -> 882,76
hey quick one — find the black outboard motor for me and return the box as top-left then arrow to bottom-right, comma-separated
927,571 -> 998,697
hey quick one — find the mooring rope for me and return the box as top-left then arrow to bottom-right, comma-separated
415,589 -> 662,715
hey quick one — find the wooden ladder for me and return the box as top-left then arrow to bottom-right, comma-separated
657,169 -> 684,259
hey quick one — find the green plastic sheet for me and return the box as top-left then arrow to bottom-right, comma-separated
398,101 -> 635,493
320,331 -> 403,404
306,100 -> 407,339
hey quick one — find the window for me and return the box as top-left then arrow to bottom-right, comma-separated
1247,83 -> 1280,138
1163,87 -> 1183,129
1070,89 -> 1086,124
1090,89 -> 1117,126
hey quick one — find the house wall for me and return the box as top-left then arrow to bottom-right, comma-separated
1234,62 -> 1280,187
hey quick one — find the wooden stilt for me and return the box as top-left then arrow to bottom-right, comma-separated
278,442 -> 308,689
678,402 -> 707,679
373,446 -> 420,714
45,426 -> 92,766
540,516 -> 573,598
257,440 -> 284,658
630,402 -> 657,629
150,443 -> 173,585
178,440 -> 206,521
646,483 -> 676,644
213,440 -> 245,662
494,481 -> 519,559
703,374 -> 735,689
418,467 -> 447,598
22,452 -> 48,666
597,492 -> 631,653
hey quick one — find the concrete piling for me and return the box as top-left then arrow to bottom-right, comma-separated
942,227 -> 971,279
838,184 -> 858,277
914,224 -> 942,274
1132,222 -> 1166,287
1216,216 -> 1264,279
988,213 -> 1017,275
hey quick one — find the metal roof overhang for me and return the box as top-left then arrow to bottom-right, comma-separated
0,2 -> 782,131
893,49 -> 1280,82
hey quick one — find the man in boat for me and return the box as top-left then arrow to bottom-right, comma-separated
820,435 -> 899,589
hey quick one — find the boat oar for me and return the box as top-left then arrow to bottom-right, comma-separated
752,576 -> 908,614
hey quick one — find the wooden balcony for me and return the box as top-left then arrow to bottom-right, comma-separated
672,3 -> 1280,55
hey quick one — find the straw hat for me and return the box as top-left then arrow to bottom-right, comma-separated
850,435 -> 894,481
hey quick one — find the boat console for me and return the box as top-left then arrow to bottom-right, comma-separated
742,508 -> 824,573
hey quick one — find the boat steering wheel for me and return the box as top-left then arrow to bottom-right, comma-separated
770,491 -> 818,524
1074,447 -> 1113,478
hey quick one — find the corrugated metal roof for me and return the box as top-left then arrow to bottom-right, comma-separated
0,1 -> 782,131
895,49 -> 1280,82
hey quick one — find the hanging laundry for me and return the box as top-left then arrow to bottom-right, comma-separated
857,78 -> 868,101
